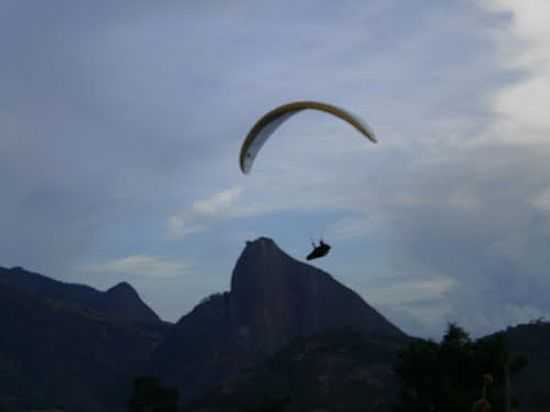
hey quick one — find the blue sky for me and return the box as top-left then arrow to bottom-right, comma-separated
2,0 -> 550,338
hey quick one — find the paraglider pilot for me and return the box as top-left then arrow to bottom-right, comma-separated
307,240 -> 331,260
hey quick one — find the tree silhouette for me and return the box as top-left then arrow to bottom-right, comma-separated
395,323 -> 527,412
128,376 -> 179,412
241,396 -> 291,412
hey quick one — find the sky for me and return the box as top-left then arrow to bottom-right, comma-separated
2,0 -> 550,339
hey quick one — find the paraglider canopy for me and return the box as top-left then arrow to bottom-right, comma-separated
239,100 -> 378,261
239,100 -> 377,174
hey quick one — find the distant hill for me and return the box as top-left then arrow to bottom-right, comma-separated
150,237 -> 406,403
3,239 -> 549,412
0,266 -> 160,324
502,321 -> 550,412
167,319 -> 550,412
0,266 -> 169,412
190,329 -> 409,412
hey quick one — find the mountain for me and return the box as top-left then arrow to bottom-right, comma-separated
2,239 -> 550,412
231,238 -> 404,351
0,267 -> 169,412
189,313 -> 550,412
151,237 -> 406,403
0,266 -> 160,324
502,321 -> 550,412
190,330 -> 407,412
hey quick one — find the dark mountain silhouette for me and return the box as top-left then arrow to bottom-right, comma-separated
231,238 -> 403,349
0,266 -> 160,324
191,322 -> 550,412
499,321 -> 550,412
150,237 -> 406,403
0,266 -> 169,412
190,330 -> 407,412
3,239 -> 548,412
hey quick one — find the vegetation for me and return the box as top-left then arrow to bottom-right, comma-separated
187,329 -> 405,412
394,323 -> 527,412
501,321 -> 550,412
128,376 -> 179,412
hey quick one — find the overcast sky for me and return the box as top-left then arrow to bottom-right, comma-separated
2,0 -> 549,338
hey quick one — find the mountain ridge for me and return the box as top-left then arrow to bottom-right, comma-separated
1,238 -> 549,411
0,265 -> 160,324
0,272 -> 169,412
150,237 -> 406,402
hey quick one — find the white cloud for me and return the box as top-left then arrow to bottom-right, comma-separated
191,186 -> 243,217
480,0 -> 550,144
326,216 -> 370,241
84,255 -> 192,278
369,275 -> 457,306
168,186 -> 244,238
448,189 -> 481,211
530,187 -> 550,212
326,215 -> 380,240
455,303 -> 550,337
365,275 -> 458,338
167,216 -> 205,238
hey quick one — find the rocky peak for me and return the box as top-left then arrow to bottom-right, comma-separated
152,237 -> 405,402
106,281 -> 138,297
231,237 -> 290,298
104,281 -> 160,324
231,237 -> 404,354
239,237 -> 286,262
0,266 -> 160,324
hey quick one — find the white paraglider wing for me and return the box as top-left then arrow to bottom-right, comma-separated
239,101 -> 376,174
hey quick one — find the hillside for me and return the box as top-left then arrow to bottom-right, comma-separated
190,329 -> 409,412
0,267 -> 169,412
0,266 -> 160,324
503,321 -> 550,412
150,237 -> 405,403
